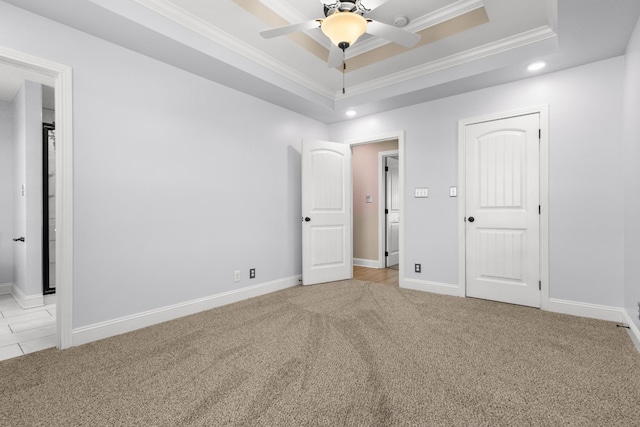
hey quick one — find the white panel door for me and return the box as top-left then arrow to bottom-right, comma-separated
386,157 -> 399,267
465,113 -> 540,307
302,140 -> 352,285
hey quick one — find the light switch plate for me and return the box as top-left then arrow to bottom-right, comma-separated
449,186 -> 457,197
365,195 -> 373,203
414,188 -> 428,198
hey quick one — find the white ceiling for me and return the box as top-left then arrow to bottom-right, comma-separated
2,0 -> 640,123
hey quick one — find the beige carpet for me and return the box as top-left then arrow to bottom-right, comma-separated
1,280 -> 639,426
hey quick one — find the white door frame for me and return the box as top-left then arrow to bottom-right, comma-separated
347,132 -> 405,279
378,150 -> 399,268
457,105 -> 549,305
0,46 -> 74,349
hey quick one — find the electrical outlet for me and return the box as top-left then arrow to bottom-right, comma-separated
415,263 -> 421,273
234,271 -> 241,282
250,268 -> 256,279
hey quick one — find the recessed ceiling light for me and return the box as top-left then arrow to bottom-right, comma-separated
528,61 -> 546,72
346,110 -> 357,117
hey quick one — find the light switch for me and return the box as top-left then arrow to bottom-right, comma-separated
365,195 -> 373,203
449,186 -> 457,197
414,188 -> 428,198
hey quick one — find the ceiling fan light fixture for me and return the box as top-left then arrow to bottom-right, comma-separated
321,11 -> 367,49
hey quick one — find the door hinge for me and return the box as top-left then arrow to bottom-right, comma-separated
385,166 -> 389,172
539,205 -> 541,214
539,280 -> 542,290
385,251 -> 389,257
539,129 -> 541,139
385,209 -> 389,214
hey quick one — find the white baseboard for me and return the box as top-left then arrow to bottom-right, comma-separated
545,298 -> 623,323
622,309 -> 640,353
44,294 -> 56,305
72,275 -> 301,347
0,282 -> 13,295
353,258 -> 382,269
401,278 -> 461,297
11,285 -> 44,309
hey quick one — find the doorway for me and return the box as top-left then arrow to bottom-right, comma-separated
349,132 -> 405,282
0,46 -> 74,349
300,132 -> 405,287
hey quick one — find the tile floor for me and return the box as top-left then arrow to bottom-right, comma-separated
0,294 -> 56,362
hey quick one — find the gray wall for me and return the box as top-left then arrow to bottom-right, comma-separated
624,15 -> 640,330
0,2 -> 328,328
0,100 -> 13,284
329,57 -> 625,308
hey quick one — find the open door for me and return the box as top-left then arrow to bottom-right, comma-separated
385,156 -> 399,267
302,139 -> 352,285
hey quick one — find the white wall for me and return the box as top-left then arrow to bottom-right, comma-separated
0,3 -> 328,329
624,15 -> 640,330
0,100 -> 14,284
12,81 -> 43,299
329,57 -> 625,308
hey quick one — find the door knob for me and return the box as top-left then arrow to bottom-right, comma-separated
304,217 -> 311,222
13,237 -> 25,242
468,217 -> 475,223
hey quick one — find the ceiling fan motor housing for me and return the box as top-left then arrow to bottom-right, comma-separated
324,1 -> 361,17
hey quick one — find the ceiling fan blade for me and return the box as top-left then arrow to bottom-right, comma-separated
327,43 -> 343,68
260,20 -> 320,39
366,20 -> 420,48
359,0 -> 391,11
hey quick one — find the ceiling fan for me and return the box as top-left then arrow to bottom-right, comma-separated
259,0 -> 421,68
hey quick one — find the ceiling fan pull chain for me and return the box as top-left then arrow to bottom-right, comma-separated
342,50 -> 346,95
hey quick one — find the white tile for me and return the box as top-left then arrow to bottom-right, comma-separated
10,315 -> 56,333
0,310 -> 50,328
20,335 -> 56,354
0,294 -> 14,303
0,296 -> 20,312
2,304 -> 55,319
0,325 -> 12,336
0,344 -> 23,361
0,325 -> 55,347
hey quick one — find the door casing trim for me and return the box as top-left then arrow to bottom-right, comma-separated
0,46 -> 74,349
457,105 -> 549,305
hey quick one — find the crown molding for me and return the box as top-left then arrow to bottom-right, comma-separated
133,0 -> 335,99
106,1 -> 556,108
339,25 -> 557,98
347,0 -> 484,57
